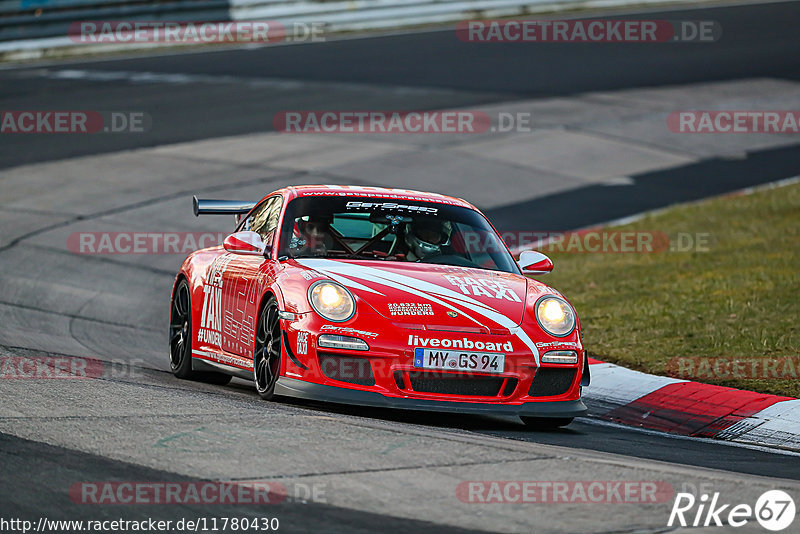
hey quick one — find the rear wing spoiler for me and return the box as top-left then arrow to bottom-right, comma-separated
193,196 -> 256,220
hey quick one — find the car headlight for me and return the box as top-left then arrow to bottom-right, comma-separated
534,296 -> 575,337
309,281 -> 355,322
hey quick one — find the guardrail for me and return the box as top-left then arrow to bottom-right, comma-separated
0,0 -> 230,41
228,0 -> 569,30
0,0 -> 696,46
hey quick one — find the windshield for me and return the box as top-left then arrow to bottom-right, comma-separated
278,196 -> 519,274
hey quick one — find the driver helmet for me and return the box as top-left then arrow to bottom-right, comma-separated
298,215 -> 332,251
405,218 -> 448,259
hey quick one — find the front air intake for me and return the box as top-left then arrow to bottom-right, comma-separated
408,372 -> 504,396
318,354 -> 375,386
528,368 -> 576,397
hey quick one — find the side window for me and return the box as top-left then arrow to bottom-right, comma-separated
246,196 -> 283,245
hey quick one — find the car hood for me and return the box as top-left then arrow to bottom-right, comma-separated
295,258 -> 528,332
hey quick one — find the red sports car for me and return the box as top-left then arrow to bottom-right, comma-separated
170,185 -> 588,427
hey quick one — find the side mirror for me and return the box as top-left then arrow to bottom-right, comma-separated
518,250 -> 553,275
223,231 -> 270,256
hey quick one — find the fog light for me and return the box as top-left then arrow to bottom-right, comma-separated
318,334 -> 369,351
541,350 -> 578,364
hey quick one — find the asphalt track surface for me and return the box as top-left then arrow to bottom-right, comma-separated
1,0 -> 800,169
2,1 -> 800,531
1,432 -> 483,534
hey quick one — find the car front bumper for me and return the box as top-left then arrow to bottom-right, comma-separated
275,377 -> 588,418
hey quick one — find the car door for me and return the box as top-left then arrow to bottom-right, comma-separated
220,195 -> 284,358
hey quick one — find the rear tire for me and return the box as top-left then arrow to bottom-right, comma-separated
169,278 -> 232,385
521,417 -> 574,429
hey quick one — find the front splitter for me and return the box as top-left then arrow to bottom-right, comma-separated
275,377 -> 588,418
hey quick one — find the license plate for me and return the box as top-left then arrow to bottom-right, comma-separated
413,348 -> 505,373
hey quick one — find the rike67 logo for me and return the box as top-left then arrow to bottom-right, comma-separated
669,490 -> 795,531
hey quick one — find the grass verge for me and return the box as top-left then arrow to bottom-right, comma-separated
541,181 -> 799,397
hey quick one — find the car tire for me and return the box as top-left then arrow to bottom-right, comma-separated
254,296 -> 282,400
169,278 -> 232,385
521,417 -> 574,429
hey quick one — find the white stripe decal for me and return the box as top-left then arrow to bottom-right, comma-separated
305,260 -> 493,327
298,259 -> 540,364
313,270 -> 385,296
192,349 -> 254,370
191,349 -> 218,358
322,266 -> 488,329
